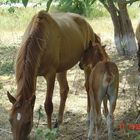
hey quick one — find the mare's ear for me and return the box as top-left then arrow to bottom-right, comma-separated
7,91 -> 16,104
102,45 -> 106,48
29,95 -> 36,109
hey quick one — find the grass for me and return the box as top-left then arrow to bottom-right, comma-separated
0,7 -> 41,32
0,44 -> 17,75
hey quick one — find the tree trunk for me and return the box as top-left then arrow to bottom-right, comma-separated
102,0 -> 137,55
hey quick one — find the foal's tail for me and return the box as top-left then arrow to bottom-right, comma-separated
102,71 -> 115,117
103,71 -> 114,88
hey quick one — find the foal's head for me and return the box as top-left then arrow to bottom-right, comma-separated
79,42 -> 108,70
7,92 -> 36,140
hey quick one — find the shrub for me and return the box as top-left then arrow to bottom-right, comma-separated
58,0 -> 93,17
57,0 -> 109,18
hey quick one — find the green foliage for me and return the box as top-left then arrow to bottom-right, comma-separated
35,127 -> 58,140
46,0 -> 53,12
0,45 -> 16,75
136,135 -> 140,140
22,0 -> 28,7
35,105 -> 58,140
0,61 -> 14,75
57,0 -> 109,17
58,0 -> 93,17
8,6 -> 15,13
7,0 -> 53,11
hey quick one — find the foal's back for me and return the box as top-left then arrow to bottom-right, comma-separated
89,61 -> 119,97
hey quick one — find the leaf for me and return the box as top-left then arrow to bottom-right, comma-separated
8,7 -> 15,13
46,0 -> 53,12
22,0 -> 29,7
10,0 -> 17,3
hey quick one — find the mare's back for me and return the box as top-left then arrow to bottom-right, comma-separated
50,12 -> 94,46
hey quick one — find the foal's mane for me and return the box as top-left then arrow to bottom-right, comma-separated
15,11 -> 47,100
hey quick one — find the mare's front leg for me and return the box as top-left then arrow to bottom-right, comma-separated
44,72 -> 56,129
56,71 -> 69,126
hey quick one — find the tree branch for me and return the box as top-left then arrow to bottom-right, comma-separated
107,0 -> 119,13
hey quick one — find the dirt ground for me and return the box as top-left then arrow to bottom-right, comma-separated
0,33 -> 140,140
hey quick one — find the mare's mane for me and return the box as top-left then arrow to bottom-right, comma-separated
15,12 -> 46,100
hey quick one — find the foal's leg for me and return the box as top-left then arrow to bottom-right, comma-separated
44,72 -> 56,129
88,106 -> 94,140
103,96 -> 109,118
95,98 -> 102,140
107,87 -> 117,140
84,69 -> 91,125
107,100 -> 116,140
88,91 -> 95,140
57,71 -> 69,126
85,81 -> 90,125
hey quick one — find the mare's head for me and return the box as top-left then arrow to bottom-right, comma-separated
7,92 -> 36,140
79,42 -> 108,70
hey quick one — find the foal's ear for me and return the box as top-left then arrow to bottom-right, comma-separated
7,91 -> 16,104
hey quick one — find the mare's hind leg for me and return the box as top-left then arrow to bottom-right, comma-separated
57,71 -> 69,126
44,72 -> 56,129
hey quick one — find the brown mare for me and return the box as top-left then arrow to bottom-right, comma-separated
7,10 -> 99,140
79,43 -> 119,140
136,22 -> 140,70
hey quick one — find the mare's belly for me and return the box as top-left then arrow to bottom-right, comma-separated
37,48 -> 82,76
